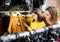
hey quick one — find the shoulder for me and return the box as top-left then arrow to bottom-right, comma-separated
59,17 -> 60,21
57,17 -> 60,24
40,21 -> 46,26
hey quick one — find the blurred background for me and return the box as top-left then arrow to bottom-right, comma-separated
0,0 -> 60,11
46,0 -> 60,16
0,0 -> 60,16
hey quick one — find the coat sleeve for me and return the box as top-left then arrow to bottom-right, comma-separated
8,16 -> 13,34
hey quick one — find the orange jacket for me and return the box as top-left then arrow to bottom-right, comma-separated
8,14 -> 26,34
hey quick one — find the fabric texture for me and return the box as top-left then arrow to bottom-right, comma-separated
28,21 -> 46,30
8,14 -> 26,33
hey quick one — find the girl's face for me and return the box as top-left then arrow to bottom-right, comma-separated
32,13 -> 38,21
43,10 -> 51,21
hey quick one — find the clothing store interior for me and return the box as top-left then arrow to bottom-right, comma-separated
0,0 -> 60,42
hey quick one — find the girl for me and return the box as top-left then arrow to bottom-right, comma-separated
23,8 -> 46,30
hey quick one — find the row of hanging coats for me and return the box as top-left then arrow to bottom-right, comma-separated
8,11 -> 26,34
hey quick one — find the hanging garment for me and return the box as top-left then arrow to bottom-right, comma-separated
0,18 -> 4,36
19,14 -> 27,32
2,15 -> 10,33
8,14 -> 26,34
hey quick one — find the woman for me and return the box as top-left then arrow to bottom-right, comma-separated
23,8 -> 46,30
43,6 -> 59,26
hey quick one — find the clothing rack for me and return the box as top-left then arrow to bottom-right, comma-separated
0,11 -> 30,13
0,24 -> 60,42
0,11 -> 30,17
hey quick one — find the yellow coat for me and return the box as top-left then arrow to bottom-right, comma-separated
8,14 -> 26,33
28,21 -> 46,31
25,18 -> 46,31
25,18 -> 33,26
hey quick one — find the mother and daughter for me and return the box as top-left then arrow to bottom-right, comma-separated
8,6 -> 60,34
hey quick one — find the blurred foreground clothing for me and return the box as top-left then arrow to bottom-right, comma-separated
58,37 -> 60,42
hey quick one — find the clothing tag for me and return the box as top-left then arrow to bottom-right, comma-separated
18,22 -> 21,26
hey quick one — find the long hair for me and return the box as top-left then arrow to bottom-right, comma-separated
46,6 -> 58,25
32,8 -> 43,22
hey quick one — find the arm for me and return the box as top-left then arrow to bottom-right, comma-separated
23,21 -> 32,31
26,14 -> 33,18
22,14 -> 33,18
23,22 -> 29,28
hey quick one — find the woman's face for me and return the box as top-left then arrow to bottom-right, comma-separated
43,10 -> 51,21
